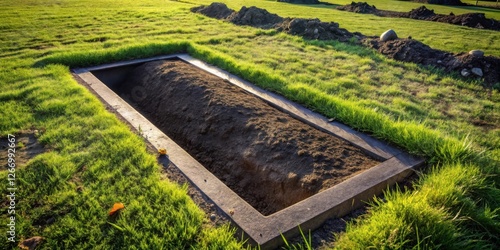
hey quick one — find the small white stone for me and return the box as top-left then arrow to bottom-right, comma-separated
471,68 -> 483,77
461,69 -> 470,77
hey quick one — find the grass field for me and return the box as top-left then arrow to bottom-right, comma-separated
1,0 -> 499,249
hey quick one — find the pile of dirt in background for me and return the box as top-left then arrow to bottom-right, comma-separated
227,6 -> 284,28
438,12 -> 500,29
277,0 -> 320,4
365,38 -> 500,86
276,18 -> 359,41
192,2 -> 500,88
408,5 -> 436,18
117,60 -> 381,215
412,0 -> 465,5
336,2 -> 379,13
191,2 -> 235,19
337,2 -> 500,31
191,2 -> 361,42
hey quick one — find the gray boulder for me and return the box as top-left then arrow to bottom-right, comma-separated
468,50 -> 484,58
461,68 -> 471,77
380,29 -> 398,42
471,68 -> 483,77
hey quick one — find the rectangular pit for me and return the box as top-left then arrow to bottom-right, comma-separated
74,54 -> 424,249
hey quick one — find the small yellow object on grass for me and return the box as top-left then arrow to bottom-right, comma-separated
109,202 -> 125,216
158,148 -> 168,155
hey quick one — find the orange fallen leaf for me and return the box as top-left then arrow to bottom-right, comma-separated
158,148 -> 168,155
109,202 -> 125,216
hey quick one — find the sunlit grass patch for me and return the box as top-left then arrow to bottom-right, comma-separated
1,0 -> 499,248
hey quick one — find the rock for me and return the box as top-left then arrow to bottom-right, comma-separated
437,60 -> 442,64
469,50 -> 484,58
313,28 -> 318,34
471,67 -> 483,77
19,236 -> 43,250
461,68 -> 471,77
210,214 -> 217,221
380,29 -> 398,42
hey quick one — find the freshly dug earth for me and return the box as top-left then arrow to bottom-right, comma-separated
277,0 -> 320,4
365,38 -> 500,86
192,2 -> 360,42
193,3 -> 500,88
117,60 -> 381,215
411,0 -> 465,5
337,2 -> 500,31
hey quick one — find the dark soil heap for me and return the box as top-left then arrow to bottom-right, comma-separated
227,6 -> 284,28
118,60 -> 381,215
191,2 -> 359,42
277,0 -> 320,3
408,6 -> 436,19
441,12 -> 500,29
276,18 -> 356,41
336,2 -> 378,14
191,2 -> 235,19
337,2 -> 500,31
193,2 -> 500,87
365,38 -> 500,86
412,0 -> 465,5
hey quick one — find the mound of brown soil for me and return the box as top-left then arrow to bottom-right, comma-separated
366,38 -> 450,65
440,12 -> 500,29
337,2 -> 500,31
408,6 -> 436,19
277,18 -> 357,41
117,60 -> 381,215
193,2 -> 500,87
278,0 -> 320,4
336,2 -> 378,14
192,2 -> 359,42
227,6 -> 284,28
191,2 -> 235,19
412,0 -> 465,5
365,38 -> 500,86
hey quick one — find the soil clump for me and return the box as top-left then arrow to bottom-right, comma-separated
227,6 -> 284,28
411,0 -> 465,5
117,60 -> 381,215
191,2 -> 360,42
337,2 -> 500,31
277,0 -> 320,4
192,2 -> 500,88
365,38 -> 500,87
338,2 -> 500,30
190,2 -> 235,19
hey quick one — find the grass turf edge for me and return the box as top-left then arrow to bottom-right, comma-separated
1,50 -> 244,249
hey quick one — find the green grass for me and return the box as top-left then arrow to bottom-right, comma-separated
1,0 -> 499,249
189,0 -> 500,56
336,163 -> 500,249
